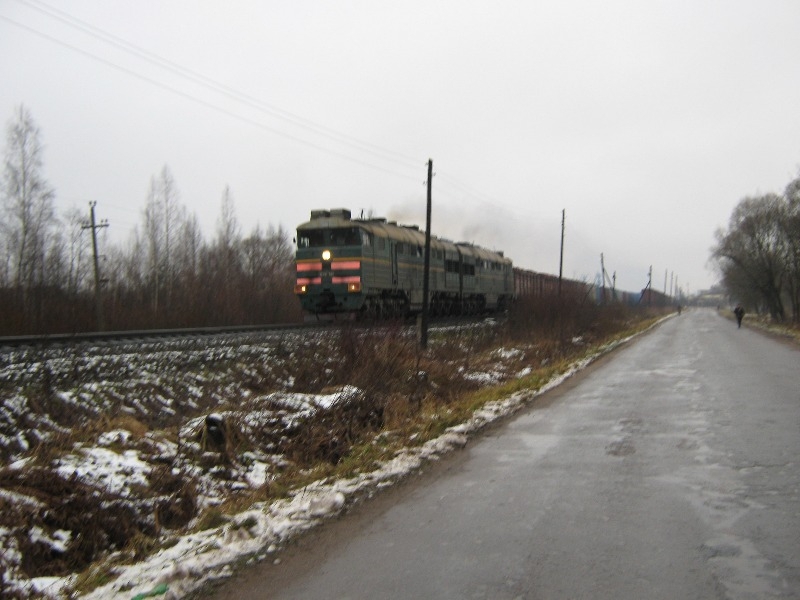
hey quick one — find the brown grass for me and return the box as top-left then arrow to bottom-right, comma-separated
3,292 -> 670,595
267,293 -> 668,486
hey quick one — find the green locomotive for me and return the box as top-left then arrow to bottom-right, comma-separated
295,208 -> 514,317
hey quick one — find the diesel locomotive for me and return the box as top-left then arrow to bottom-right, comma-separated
294,208 -> 514,317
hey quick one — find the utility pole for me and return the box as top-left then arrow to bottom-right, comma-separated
600,253 -> 606,305
639,265 -> 653,305
82,202 -> 109,331
612,271 -> 617,301
558,209 -> 565,298
420,159 -> 433,349
599,254 -> 616,303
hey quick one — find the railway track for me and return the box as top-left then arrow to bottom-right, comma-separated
0,322 -> 315,350
0,317 -> 496,386
0,314 -> 493,351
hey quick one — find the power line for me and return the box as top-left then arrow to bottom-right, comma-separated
17,0 -> 423,170
0,11 -> 421,183
3,1 -> 563,243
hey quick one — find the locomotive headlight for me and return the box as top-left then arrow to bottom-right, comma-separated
321,249 -> 331,261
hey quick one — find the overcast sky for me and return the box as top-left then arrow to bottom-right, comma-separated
2,0 -> 799,294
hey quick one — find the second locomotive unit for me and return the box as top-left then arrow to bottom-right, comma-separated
295,208 -> 514,317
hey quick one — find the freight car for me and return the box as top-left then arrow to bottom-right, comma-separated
294,208 -> 514,317
512,268 -> 594,302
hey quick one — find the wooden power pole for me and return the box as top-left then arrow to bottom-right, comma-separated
421,159 -> 433,349
82,202 -> 109,331
558,209 -> 565,298
600,253 -> 606,305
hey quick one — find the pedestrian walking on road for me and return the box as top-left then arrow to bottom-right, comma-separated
734,305 -> 745,328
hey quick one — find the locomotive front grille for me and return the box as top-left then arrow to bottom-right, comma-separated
330,260 -> 361,290
295,259 -> 361,294
295,260 -> 322,293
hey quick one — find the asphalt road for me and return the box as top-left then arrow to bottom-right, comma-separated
211,308 -> 800,599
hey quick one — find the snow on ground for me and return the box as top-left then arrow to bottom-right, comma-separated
0,322 -> 659,599
73,345 -> 617,599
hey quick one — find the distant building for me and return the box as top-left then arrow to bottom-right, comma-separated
694,285 -> 726,307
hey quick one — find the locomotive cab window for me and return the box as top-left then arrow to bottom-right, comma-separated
331,228 -> 363,246
298,228 -> 363,248
297,229 -> 325,248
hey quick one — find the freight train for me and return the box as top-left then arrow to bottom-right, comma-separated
294,208 -> 673,317
294,208 -> 513,317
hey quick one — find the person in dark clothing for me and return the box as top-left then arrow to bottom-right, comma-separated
734,305 -> 745,328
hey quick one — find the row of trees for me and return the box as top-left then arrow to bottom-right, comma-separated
712,174 -> 800,323
1,105 -> 301,336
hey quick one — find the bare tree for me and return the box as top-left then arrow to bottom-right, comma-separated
783,175 -> 800,321
241,223 -> 269,294
0,106 -> 306,333
217,185 -> 240,252
143,176 -> 164,316
262,224 -> 301,321
160,165 -> 181,309
1,105 -> 57,330
105,232 -> 148,329
240,223 -> 300,322
174,212 -> 203,282
141,165 -> 183,322
63,207 -> 92,297
173,212 -> 203,324
211,186 -> 242,323
0,231 -> 10,286
712,194 -> 788,321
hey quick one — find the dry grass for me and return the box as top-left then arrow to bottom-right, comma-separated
2,293 -> 671,596
0,467 -> 158,579
259,295 -> 669,495
733,310 -> 800,344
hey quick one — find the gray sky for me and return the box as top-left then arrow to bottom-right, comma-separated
2,0 -> 799,294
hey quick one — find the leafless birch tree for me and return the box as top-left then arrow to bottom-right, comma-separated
1,105 -> 57,328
